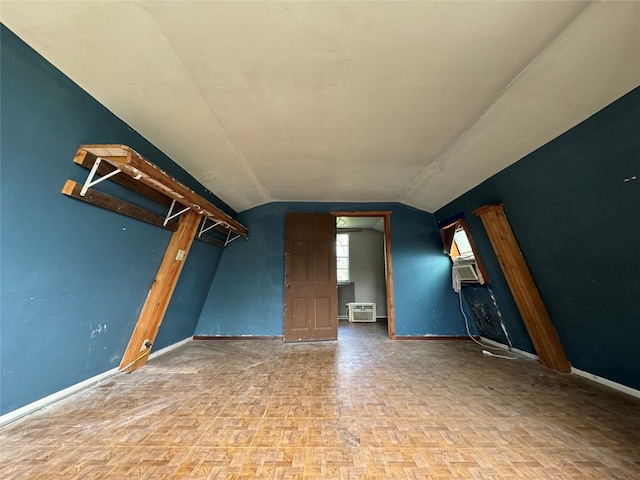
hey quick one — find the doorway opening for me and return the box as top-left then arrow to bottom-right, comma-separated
332,211 -> 395,339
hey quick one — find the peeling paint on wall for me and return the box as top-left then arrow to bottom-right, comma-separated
90,324 -> 108,339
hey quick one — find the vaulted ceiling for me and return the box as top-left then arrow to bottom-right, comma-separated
2,1 -> 638,213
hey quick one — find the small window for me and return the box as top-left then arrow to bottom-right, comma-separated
336,233 -> 350,282
452,227 -> 474,259
440,218 -> 489,284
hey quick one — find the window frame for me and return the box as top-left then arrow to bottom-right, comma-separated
439,217 -> 490,285
336,232 -> 350,283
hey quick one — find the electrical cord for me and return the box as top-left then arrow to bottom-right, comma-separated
481,349 -> 519,360
458,290 -> 518,360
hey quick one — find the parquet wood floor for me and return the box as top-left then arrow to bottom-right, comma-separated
1,321 -> 639,479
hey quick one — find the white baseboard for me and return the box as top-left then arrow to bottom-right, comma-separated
479,337 -> 640,399
0,366 -> 120,428
149,336 -> 192,360
571,367 -> 640,400
0,337 -> 193,427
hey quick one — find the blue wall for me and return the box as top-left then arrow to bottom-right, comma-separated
195,202 -> 467,337
154,241 -> 224,351
0,25 -> 228,415
436,86 -> 640,390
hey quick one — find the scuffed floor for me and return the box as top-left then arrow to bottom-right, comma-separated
1,321 -> 639,478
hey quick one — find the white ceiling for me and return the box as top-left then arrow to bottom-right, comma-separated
2,1 -> 639,213
337,216 -> 384,232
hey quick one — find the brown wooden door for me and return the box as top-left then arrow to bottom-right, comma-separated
284,213 -> 337,342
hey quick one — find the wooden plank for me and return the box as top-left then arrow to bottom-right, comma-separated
74,150 -> 174,206
62,179 -> 179,230
77,145 -> 248,238
74,150 -> 231,239
120,209 -> 202,372
474,204 -> 571,373
62,179 -> 225,248
331,210 -> 392,217
382,213 -> 396,339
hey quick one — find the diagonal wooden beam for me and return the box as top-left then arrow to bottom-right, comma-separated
119,209 -> 202,372
474,204 -> 571,373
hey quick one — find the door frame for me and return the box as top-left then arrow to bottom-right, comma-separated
331,211 -> 395,339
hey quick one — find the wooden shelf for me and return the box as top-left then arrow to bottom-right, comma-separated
61,144 -> 249,373
76,144 -> 248,239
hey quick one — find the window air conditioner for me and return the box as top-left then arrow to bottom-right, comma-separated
347,303 -> 376,322
452,258 -> 479,282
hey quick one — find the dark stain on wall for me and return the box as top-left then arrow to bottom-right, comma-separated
470,301 -> 504,343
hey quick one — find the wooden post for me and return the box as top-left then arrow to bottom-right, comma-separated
474,204 -> 571,373
382,213 -> 396,339
119,209 -> 202,372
